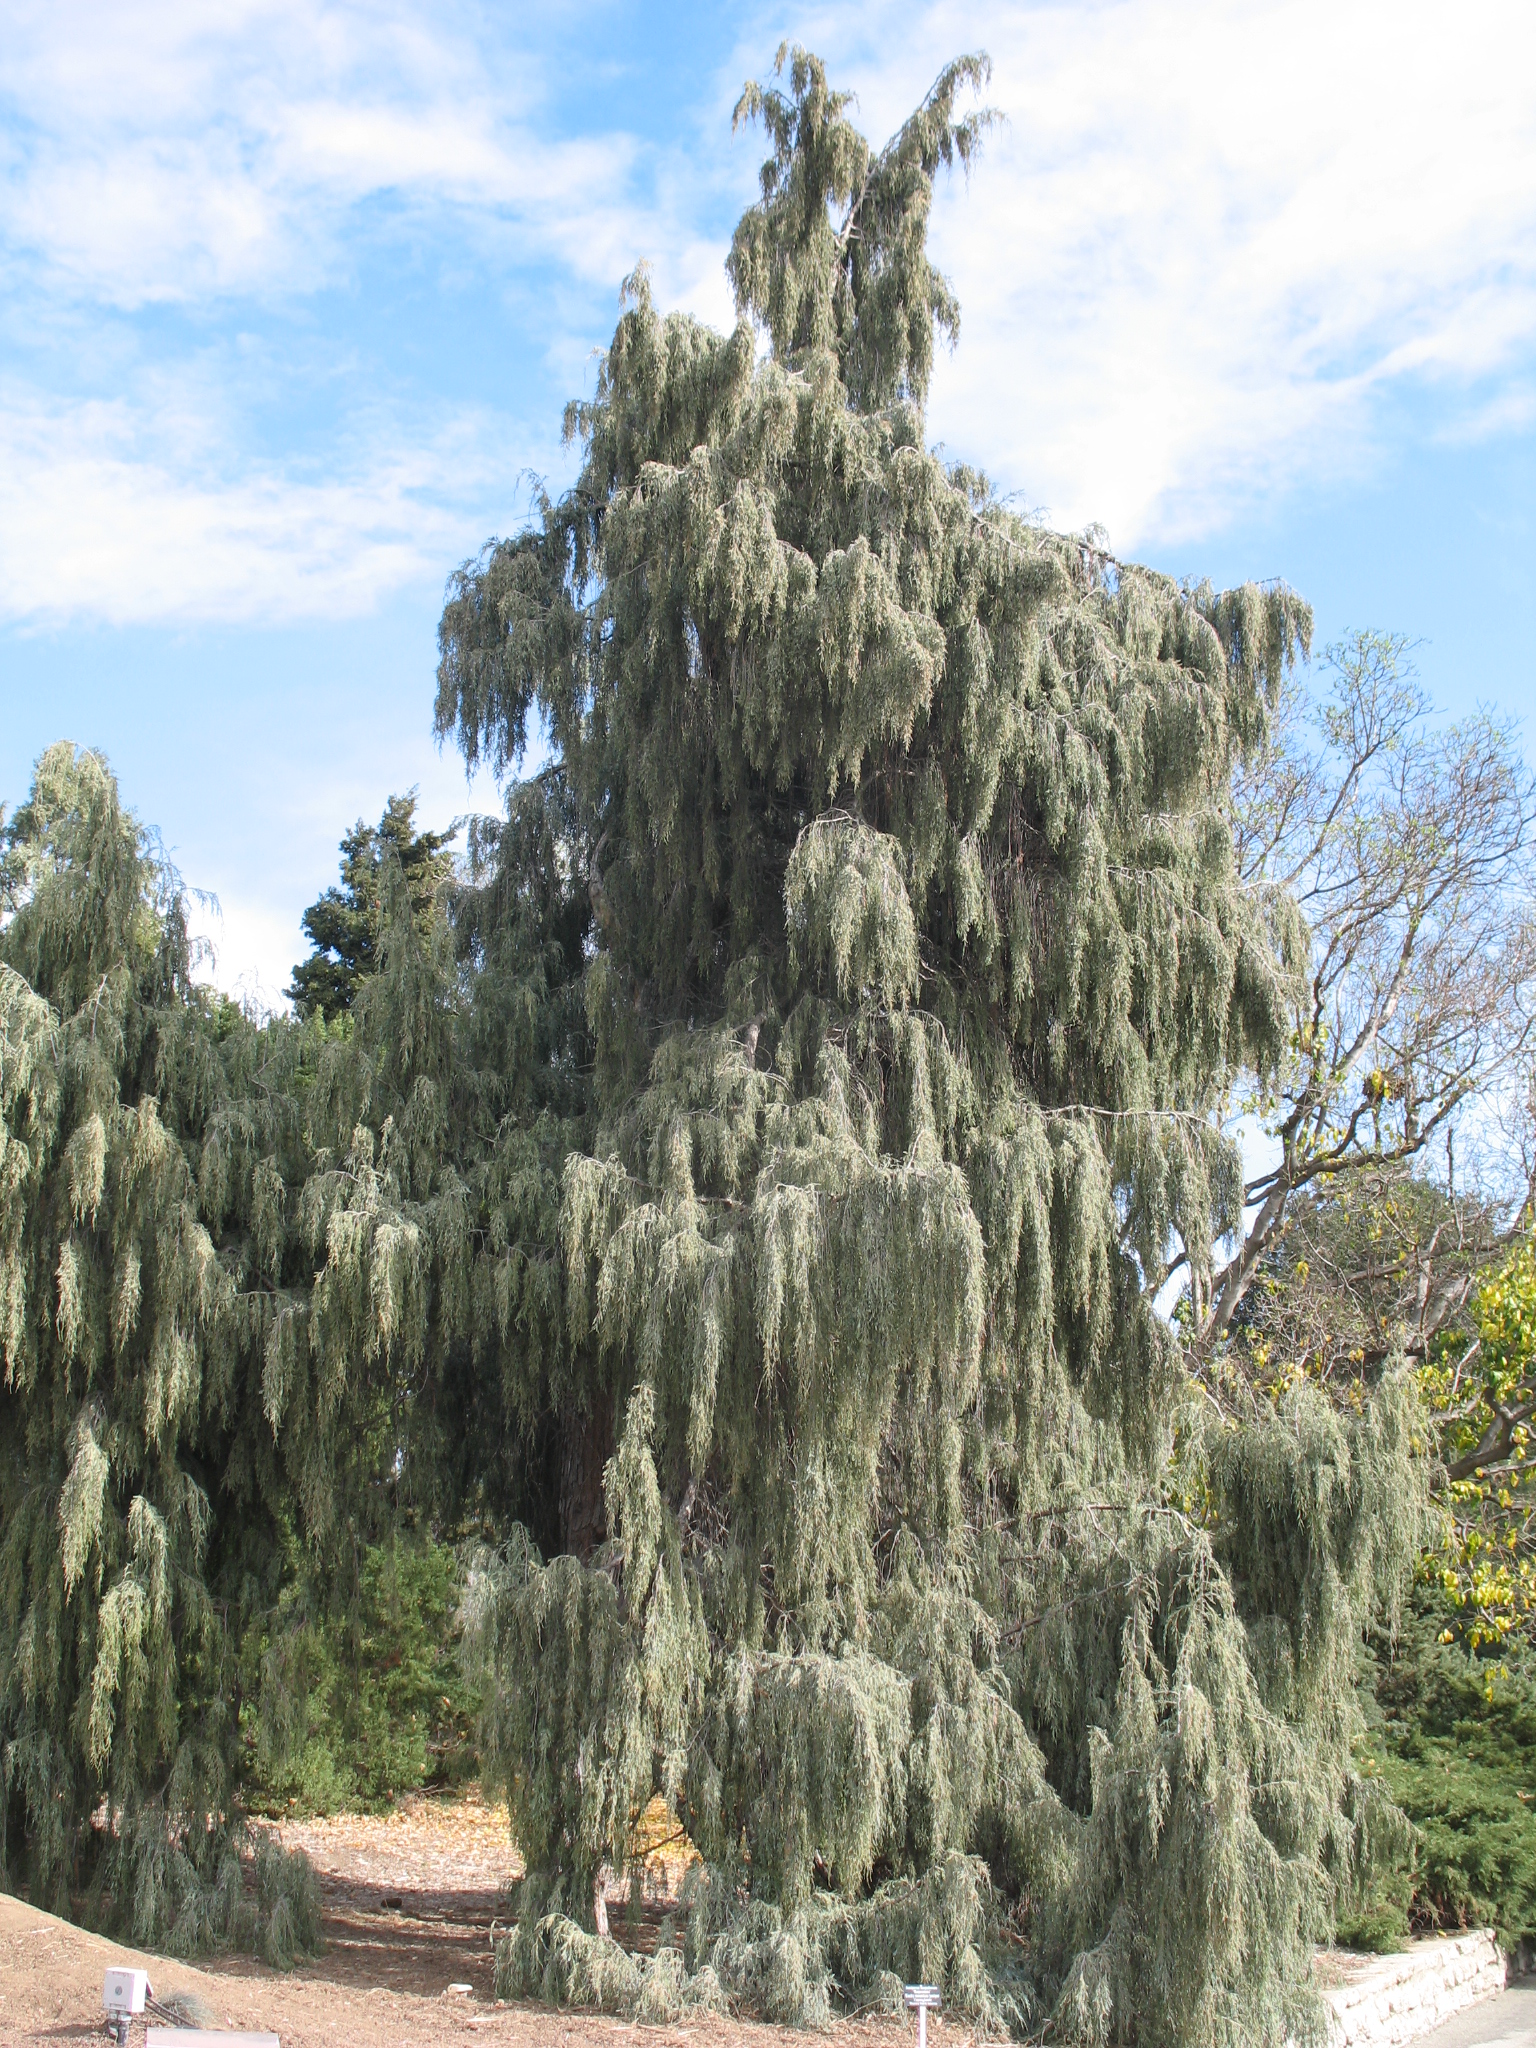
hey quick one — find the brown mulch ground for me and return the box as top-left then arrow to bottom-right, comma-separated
0,1789 -> 947,2048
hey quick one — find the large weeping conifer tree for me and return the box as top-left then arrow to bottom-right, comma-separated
436,48 -> 1424,2046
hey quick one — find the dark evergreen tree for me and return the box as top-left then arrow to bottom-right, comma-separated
287,793 -> 455,1021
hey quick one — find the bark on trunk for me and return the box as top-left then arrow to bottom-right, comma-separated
559,1391 -> 614,1560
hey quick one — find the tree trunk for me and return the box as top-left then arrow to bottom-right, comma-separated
559,1391 -> 613,1560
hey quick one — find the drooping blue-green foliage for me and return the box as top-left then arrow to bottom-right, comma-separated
0,734 -> 583,1949
0,743 -> 318,1958
0,46 -> 1427,2042
435,48 -> 1424,2046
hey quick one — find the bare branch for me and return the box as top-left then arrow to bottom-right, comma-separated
1198,632 -> 1536,1356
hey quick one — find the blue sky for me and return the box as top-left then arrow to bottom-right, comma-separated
2,0 -> 1533,1006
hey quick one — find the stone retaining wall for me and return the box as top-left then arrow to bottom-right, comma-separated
1321,1930 -> 1506,2046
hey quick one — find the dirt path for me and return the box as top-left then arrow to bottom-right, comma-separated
271,1786 -> 518,2000
0,1887 -> 930,2048
272,1785 -> 696,1982
0,1885 -> 906,2045
0,1791 -> 938,2048
276,1784 -> 522,1917
0,1797 -> 1469,2047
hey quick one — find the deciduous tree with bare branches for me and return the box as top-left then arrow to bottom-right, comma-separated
1192,631 -> 1536,1364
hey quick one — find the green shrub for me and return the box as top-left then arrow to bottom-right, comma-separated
242,1531 -> 477,1814
1358,1596 -> 1536,1947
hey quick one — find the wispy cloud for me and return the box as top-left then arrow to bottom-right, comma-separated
2,0 -> 1533,631
1,0 -> 662,304
832,0 -> 1536,545
182,742 -> 511,1012
0,1 -> 737,630
0,381 -> 511,625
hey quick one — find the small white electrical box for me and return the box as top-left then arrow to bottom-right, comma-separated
103,1968 -> 152,2015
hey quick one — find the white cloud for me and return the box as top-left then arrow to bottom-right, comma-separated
7,0 -> 1532,1015
0,382 -> 509,625
185,734 -> 511,1011
2,0 -> 1533,630
187,887 -> 307,1019
837,0 -> 1536,545
0,0 -> 713,308
0,0 -> 735,629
